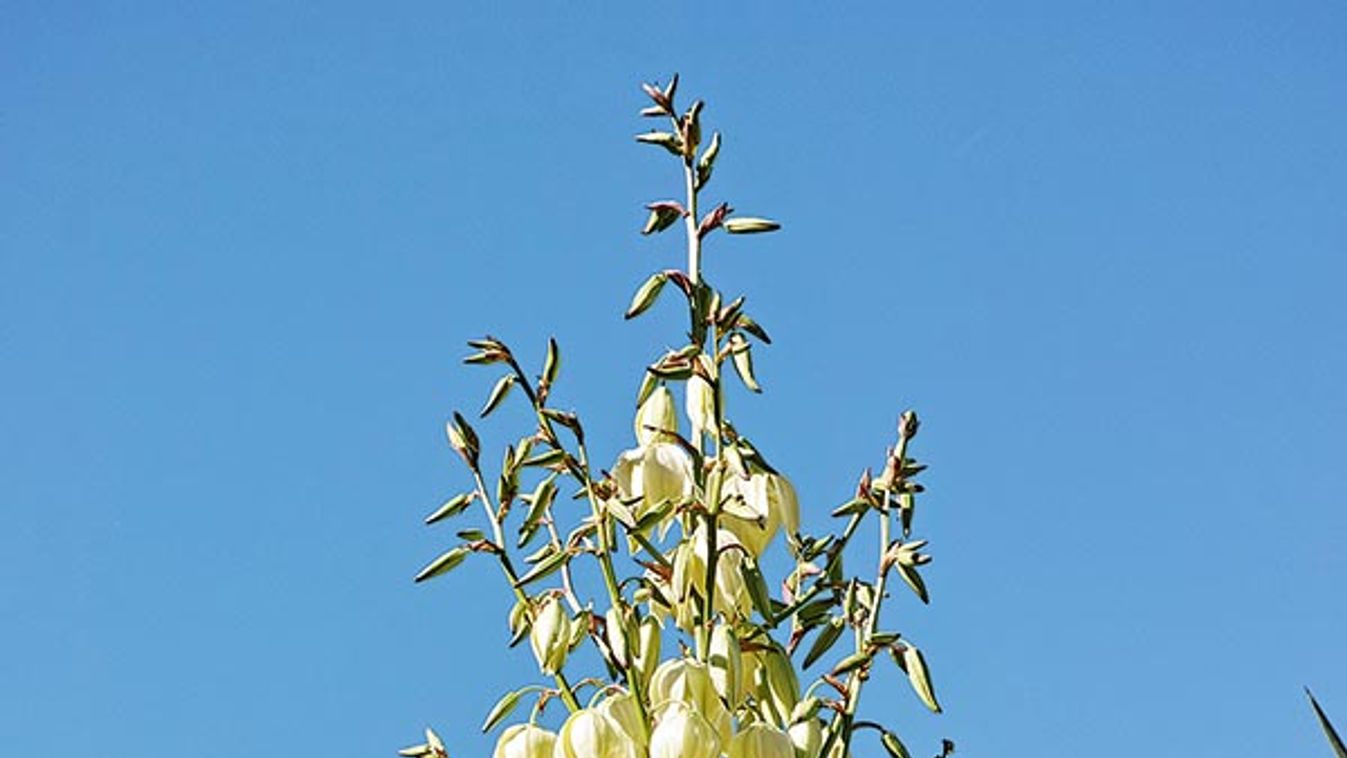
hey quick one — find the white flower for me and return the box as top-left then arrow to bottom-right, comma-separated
649,657 -> 733,745
686,375 -> 716,443
728,723 -> 795,758
635,385 -> 678,446
493,724 -> 556,758
709,622 -> 744,706
670,526 -> 753,628
553,707 -> 640,758
744,643 -> 800,727
720,473 -> 800,557
597,691 -> 647,751
648,701 -> 723,758
529,595 -> 571,676
612,385 -> 695,535
788,719 -> 822,758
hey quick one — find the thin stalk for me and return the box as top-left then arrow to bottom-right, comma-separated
822,433 -> 913,753
469,468 -> 581,713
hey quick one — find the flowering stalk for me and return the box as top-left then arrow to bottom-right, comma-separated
404,76 -> 952,758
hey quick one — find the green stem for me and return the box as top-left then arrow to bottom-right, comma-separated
823,433 -> 912,752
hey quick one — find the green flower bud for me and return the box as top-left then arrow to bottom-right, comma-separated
729,723 -> 795,758
529,595 -> 571,676
492,724 -> 556,758
649,701 -> 722,758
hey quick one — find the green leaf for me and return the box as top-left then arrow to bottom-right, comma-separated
513,549 -> 569,588
1308,689 -> 1347,758
481,688 -> 525,732
802,617 -> 845,669
521,448 -> 567,468
413,546 -> 469,583
424,493 -> 474,525
741,559 -> 775,623
831,497 -> 869,518
479,374 -> 516,418
896,561 -> 930,604
902,644 -> 941,713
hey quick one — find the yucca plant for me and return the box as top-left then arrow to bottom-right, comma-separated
403,76 -> 952,758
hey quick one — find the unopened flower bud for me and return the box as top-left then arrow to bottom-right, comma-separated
728,723 -> 794,758
529,595 -> 572,676
899,410 -> 920,440
493,724 -> 556,758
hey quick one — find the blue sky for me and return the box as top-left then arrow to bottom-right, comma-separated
3,2 -> 1345,756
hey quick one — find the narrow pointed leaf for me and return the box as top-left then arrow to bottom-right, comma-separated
481,688 -> 525,732
413,546 -> 470,583
479,374 -> 516,417
513,549 -> 569,588
425,493 -> 474,525
802,618 -> 845,669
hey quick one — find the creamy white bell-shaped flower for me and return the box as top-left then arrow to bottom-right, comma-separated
744,643 -> 800,724
720,473 -> 776,557
788,719 -> 823,758
686,375 -> 716,443
634,614 -> 663,684
494,724 -> 556,758
530,595 -> 572,676
635,385 -> 679,446
553,707 -> 640,758
770,474 -> 801,537
709,622 -> 744,706
649,657 -> 732,744
721,473 -> 800,556
640,442 -> 694,511
728,723 -> 795,758
649,701 -> 723,758
669,525 -> 754,626
597,691 -> 647,751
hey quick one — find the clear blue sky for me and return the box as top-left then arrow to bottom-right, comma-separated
3,2 -> 1345,756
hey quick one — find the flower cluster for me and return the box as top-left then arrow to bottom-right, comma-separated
404,76 -> 949,758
